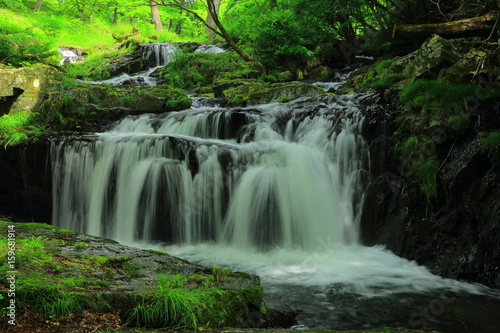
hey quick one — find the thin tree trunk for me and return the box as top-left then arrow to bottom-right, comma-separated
34,0 -> 43,12
166,0 -> 253,62
206,0 -> 252,61
149,0 -> 164,32
113,7 -> 118,25
205,0 -> 221,40
392,11 -> 498,40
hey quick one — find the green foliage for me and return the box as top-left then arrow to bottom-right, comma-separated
446,114 -> 469,136
395,135 -> 440,201
0,112 -> 44,147
162,52 -> 258,90
375,59 -> 395,72
399,80 -> 487,112
165,97 -> 192,111
481,132 -> 500,169
74,242 -> 89,249
237,9 -> 313,70
354,59 -> 404,89
417,157 -> 440,200
125,274 -> 201,328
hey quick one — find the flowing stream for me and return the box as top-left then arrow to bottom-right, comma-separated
52,44 -> 500,332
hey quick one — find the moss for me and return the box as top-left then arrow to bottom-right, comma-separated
0,112 -> 45,147
162,52 -> 261,91
394,135 -> 440,202
352,59 -> 405,89
0,221 -> 267,328
480,132 -> 500,169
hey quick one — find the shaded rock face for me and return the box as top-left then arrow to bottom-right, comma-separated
0,139 -> 52,222
360,98 -> 500,288
0,64 -> 60,115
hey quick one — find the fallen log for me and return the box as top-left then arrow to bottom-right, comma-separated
392,12 -> 499,40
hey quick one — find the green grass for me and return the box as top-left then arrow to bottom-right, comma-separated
0,112 -> 44,147
125,274 -> 202,328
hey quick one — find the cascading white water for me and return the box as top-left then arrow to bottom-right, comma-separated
142,43 -> 180,67
52,95 -> 367,249
58,48 -> 85,66
194,44 -> 225,54
51,94 -> 500,332
80,43 -> 181,86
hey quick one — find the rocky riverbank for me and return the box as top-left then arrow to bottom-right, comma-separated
0,220 -> 295,331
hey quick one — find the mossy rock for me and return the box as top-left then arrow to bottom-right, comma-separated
403,34 -> 462,80
0,220 -> 271,329
224,81 -> 325,106
37,80 -> 191,132
0,63 -> 62,116
213,79 -> 261,98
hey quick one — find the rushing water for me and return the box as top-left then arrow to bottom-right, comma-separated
51,89 -> 500,331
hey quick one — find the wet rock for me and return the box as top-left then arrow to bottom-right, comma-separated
0,139 -> 52,222
361,132 -> 500,288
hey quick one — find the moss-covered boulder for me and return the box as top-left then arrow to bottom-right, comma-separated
0,63 -> 61,116
0,220 -> 289,330
403,34 -> 462,80
222,81 -> 325,106
40,81 -> 191,132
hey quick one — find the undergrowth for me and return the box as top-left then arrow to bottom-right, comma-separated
0,112 -> 44,147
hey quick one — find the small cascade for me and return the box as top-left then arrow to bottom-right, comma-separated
142,43 -> 181,67
80,43 -> 180,86
194,44 -> 226,54
58,47 -> 85,66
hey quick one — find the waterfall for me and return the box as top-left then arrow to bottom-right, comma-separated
58,47 -> 85,66
52,95 -> 368,249
142,43 -> 181,67
51,93 -> 500,331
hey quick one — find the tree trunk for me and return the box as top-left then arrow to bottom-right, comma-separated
205,0 -> 221,40
166,0 -> 253,62
392,12 -> 499,40
206,0 -> 251,61
149,0 -> 164,32
113,7 -> 118,25
34,0 -> 43,12
270,0 -> 277,9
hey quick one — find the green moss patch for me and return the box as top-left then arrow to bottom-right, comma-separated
161,52 -> 262,92
0,221 -> 267,329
